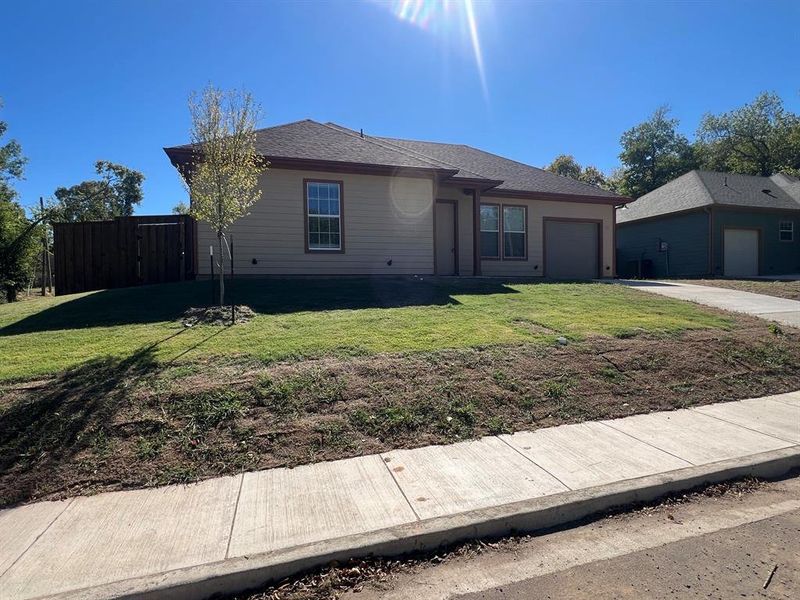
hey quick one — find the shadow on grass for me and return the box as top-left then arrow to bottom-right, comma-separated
1,276 -> 526,335
0,344 -> 159,506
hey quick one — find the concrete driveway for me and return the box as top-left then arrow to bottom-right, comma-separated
621,280 -> 800,328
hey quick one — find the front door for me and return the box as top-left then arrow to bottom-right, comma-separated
723,228 -> 759,277
435,201 -> 457,275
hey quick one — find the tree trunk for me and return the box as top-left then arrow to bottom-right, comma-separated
217,231 -> 225,306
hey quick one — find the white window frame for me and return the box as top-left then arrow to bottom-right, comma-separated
305,180 -> 343,252
779,220 -> 794,242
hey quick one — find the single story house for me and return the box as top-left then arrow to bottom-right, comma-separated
165,120 -> 628,279
617,170 -> 800,278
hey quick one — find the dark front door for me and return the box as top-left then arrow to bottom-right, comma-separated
435,201 -> 457,275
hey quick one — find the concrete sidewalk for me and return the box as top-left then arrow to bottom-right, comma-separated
2,393 -> 799,600
621,280 -> 800,328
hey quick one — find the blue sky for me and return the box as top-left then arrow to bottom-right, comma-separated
2,0 -> 799,215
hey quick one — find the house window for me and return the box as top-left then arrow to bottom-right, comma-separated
503,206 -> 527,259
480,204 -> 500,258
306,181 -> 342,251
779,221 -> 794,242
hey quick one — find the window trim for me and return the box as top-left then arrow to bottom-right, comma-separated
779,220 -> 794,243
303,179 -> 345,253
501,204 -> 528,261
479,202 -> 501,260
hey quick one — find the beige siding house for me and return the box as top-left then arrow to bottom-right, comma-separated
165,120 -> 628,279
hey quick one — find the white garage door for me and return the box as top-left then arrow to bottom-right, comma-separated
723,229 -> 759,277
544,220 -> 599,279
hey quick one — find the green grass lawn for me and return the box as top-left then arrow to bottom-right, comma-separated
0,277 -> 731,381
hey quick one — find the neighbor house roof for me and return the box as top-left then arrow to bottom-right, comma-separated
165,119 -> 626,203
617,170 -> 800,224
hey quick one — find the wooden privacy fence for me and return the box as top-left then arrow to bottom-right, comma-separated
52,215 -> 197,295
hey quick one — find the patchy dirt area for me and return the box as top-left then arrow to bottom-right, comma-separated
2,313 -> 799,508
182,305 -> 256,326
675,278 -> 800,301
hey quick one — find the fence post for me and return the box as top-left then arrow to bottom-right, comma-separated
40,197 -> 47,296
230,235 -> 235,324
209,245 -> 215,307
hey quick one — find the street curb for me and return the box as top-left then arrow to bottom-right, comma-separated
43,446 -> 800,600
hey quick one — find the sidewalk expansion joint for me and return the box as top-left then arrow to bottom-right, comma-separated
598,420 -> 696,466
495,435 -> 573,491
224,473 -> 246,560
381,455 -> 421,522
688,405 -> 799,446
0,497 -> 75,580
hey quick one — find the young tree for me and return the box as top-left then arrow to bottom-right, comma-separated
52,161 -> 144,221
617,106 -> 697,198
186,85 -> 263,306
696,92 -> 800,176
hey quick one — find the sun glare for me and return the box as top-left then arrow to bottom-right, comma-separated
379,0 -> 490,102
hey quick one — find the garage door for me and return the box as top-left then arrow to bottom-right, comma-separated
544,220 -> 599,279
723,229 -> 759,277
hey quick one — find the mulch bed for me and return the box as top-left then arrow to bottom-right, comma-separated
182,305 -> 256,326
1,314 -> 799,508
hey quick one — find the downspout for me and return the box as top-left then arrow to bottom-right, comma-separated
472,188 -> 482,276
708,206 -> 713,276
613,203 -> 626,278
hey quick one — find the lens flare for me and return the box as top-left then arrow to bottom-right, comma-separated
378,0 -> 490,103
463,0 -> 488,102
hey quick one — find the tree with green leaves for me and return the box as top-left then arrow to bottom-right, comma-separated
617,106 -> 698,198
172,201 -> 190,215
545,154 -> 583,180
186,85 -> 264,306
52,161 -> 144,222
696,92 -> 800,176
0,100 -> 38,302
545,154 -> 609,190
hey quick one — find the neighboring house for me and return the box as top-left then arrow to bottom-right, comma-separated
165,120 -> 628,279
617,170 -> 800,278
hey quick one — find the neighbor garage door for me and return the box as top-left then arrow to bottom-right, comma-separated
723,228 -> 759,277
544,220 -> 599,279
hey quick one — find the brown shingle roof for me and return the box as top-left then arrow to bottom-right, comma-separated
372,135 -> 621,198
165,119 -> 627,201
617,170 -> 800,224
